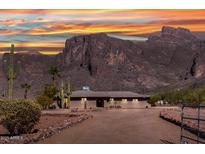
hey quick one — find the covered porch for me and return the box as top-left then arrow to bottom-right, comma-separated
70,90 -> 150,109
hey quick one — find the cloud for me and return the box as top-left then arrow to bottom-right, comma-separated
164,19 -> 205,25
0,19 -> 25,26
0,41 -> 63,48
0,9 -> 205,48
0,29 -> 21,35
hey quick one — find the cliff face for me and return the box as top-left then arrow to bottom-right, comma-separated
61,33 -> 146,91
145,27 -> 201,80
61,26 -> 205,92
1,26 -> 205,98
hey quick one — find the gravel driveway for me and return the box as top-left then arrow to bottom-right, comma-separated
39,108 -> 197,144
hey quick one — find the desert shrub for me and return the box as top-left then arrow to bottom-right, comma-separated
196,87 -> 205,103
181,89 -> 200,104
43,84 -> 58,98
36,84 -> 58,109
149,87 -> 205,105
162,90 -> 184,105
148,89 -> 188,105
36,95 -> 53,109
148,94 -> 161,106
0,100 -> 41,135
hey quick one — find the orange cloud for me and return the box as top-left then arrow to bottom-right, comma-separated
2,20 -> 205,37
0,19 -> 25,26
0,42 -> 63,48
0,9 -> 205,49
21,19 -> 205,36
1,9 -> 203,36
0,29 -> 21,35
0,9 -> 127,15
0,9 -> 205,22
0,9 -> 204,18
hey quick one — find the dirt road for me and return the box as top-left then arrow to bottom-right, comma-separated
39,108 -> 196,144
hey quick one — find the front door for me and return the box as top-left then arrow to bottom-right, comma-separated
96,98 -> 104,107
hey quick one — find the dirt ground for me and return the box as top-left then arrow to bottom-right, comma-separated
39,108 -> 198,144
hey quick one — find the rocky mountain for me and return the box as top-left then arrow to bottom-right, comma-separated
1,26 -> 205,98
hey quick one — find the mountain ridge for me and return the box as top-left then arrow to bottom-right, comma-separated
1,26 -> 205,98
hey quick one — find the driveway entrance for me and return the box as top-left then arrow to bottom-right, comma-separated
39,108 -> 197,144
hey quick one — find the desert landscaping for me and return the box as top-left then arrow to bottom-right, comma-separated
1,105 -> 204,144
0,110 -> 91,144
38,108 -> 201,144
1,9 -> 205,144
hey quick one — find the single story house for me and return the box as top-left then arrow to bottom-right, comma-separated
70,90 -> 150,109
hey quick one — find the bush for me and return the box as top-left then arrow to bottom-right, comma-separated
0,100 -> 41,135
36,95 -> 53,109
162,90 -> 184,105
36,84 -> 58,109
43,84 -> 58,98
148,94 -> 161,106
181,89 -> 199,104
148,86 -> 205,105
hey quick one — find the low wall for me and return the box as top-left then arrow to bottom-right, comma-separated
70,100 -> 96,109
120,101 -> 151,109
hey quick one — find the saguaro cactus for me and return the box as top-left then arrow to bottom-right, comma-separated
7,44 -> 15,100
66,80 -> 72,108
60,80 -> 65,108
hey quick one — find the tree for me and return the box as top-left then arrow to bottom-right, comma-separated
48,66 -> 60,85
21,83 -> 31,99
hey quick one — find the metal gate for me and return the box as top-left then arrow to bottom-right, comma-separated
180,104 -> 205,144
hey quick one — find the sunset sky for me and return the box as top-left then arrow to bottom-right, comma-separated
0,9 -> 205,54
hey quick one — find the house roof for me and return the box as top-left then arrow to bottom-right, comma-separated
71,90 -> 150,99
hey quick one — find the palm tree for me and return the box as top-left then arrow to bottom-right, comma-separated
21,83 -> 31,99
48,66 -> 60,85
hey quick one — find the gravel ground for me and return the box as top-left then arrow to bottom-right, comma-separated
0,114 -> 79,135
0,112 -> 91,143
39,108 -> 197,144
